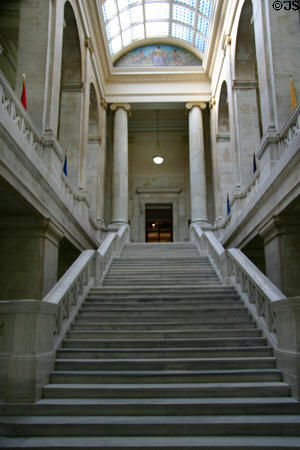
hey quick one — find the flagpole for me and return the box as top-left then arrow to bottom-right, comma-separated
21,73 -> 27,110
290,75 -> 297,110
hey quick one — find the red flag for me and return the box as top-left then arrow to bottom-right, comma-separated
21,75 -> 27,110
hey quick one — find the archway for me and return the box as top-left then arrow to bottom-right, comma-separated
233,0 -> 262,188
58,1 -> 83,189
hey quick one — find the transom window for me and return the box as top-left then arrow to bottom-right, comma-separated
100,0 -> 214,56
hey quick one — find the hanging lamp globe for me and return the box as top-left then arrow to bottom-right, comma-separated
152,155 -> 164,165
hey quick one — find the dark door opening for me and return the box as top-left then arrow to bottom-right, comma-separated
145,204 -> 173,243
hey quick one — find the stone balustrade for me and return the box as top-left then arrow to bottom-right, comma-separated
216,104 -> 300,233
0,70 -> 98,246
191,223 -> 300,399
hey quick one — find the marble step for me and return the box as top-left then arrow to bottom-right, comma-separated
49,368 -> 283,384
56,347 -> 273,359
89,286 -> 238,294
63,335 -> 265,348
84,297 -> 240,305
2,397 -> 300,417
2,435 -> 300,449
71,315 -> 253,324
43,381 -> 290,399
2,415 -> 300,437
67,330 -> 261,340
102,282 -> 221,286
54,357 -> 276,371
79,304 -> 249,313
72,321 -> 258,330
88,286 -> 237,295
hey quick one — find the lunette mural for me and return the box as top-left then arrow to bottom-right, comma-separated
114,44 -> 202,67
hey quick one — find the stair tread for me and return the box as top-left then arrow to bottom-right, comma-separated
2,435 -> 300,448
3,415 -> 300,424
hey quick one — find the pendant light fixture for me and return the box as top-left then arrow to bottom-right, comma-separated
152,109 -> 164,165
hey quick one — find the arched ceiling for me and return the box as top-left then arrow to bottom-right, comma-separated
98,0 -> 215,60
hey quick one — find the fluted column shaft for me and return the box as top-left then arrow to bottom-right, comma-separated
186,103 -> 208,224
110,103 -> 130,225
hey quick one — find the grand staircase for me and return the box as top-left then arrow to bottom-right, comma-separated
1,242 -> 300,448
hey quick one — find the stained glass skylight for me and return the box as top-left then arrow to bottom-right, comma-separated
100,0 -> 214,57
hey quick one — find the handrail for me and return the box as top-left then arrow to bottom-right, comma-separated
0,70 -> 90,230
96,224 -> 129,283
44,249 -> 95,348
216,105 -> 300,231
0,70 -> 42,155
43,225 -> 129,349
191,223 -> 286,348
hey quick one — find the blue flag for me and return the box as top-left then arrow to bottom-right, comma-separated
253,152 -> 257,173
227,194 -> 231,216
63,153 -> 67,176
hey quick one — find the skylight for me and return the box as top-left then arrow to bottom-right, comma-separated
100,0 -> 214,57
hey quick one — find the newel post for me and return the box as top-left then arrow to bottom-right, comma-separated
272,297 -> 300,399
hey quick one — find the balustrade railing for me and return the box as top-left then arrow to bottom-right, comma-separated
278,103 -> 300,157
191,223 -> 286,348
0,70 -> 91,231
44,224 -> 129,349
217,105 -> 300,231
0,71 -> 42,156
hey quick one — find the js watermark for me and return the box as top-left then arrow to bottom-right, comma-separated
272,1 -> 300,11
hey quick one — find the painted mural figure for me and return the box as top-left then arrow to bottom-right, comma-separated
170,49 -> 182,65
134,49 -> 146,63
152,45 -> 167,66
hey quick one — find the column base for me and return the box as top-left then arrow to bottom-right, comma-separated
191,219 -> 211,230
110,220 -> 128,228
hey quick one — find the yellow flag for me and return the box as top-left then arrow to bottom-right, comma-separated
290,75 -> 297,110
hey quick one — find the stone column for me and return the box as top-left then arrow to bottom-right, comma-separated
260,216 -> 300,297
0,218 -> 63,300
96,99 -> 108,225
110,103 -> 131,226
186,102 -> 208,225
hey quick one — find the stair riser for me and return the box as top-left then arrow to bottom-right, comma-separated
56,349 -> 274,359
50,371 -> 282,384
63,337 -> 265,348
74,315 -> 251,323
43,384 -> 290,399
3,403 -> 300,417
3,422 -> 300,437
72,323 -> 257,331
80,306 -> 245,312
85,299 -> 240,305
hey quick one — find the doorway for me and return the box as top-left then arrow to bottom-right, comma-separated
145,204 -> 173,242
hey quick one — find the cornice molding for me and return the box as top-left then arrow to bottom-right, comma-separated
106,72 -> 209,83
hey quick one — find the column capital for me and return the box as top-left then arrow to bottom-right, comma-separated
110,103 -> 131,113
185,102 -> 207,111
100,98 -> 108,110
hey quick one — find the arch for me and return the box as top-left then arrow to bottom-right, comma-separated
61,1 -> 82,84
58,1 -> 83,189
0,0 -> 21,89
232,0 -> 262,189
234,0 -> 256,82
218,81 -> 230,133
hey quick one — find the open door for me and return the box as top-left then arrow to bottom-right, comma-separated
145,204 -> 173,242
